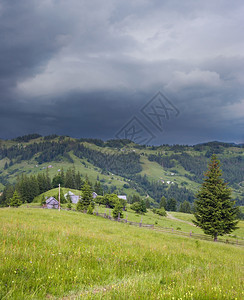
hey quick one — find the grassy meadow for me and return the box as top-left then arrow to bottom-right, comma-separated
0,208 -> 243,299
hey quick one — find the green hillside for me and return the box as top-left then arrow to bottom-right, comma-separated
0,134 -> 243,206
0,208 -> 243,299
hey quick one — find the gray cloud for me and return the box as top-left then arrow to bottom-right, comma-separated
0,0 -> 243,144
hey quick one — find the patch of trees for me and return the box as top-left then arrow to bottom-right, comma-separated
79,138 -> 105,147
148,154 -> 175,168
43,134 -> 59,140
12,133 -> 42,142
95,193 -> 127,211
0,141 -> 72,162
0,171 -> 52,206
73,143 -> 142,177
105,139 -> 132,148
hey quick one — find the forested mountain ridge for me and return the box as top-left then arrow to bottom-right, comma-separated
0,134 -> 243,206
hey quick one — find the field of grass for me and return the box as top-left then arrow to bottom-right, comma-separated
0,208 -> 243,299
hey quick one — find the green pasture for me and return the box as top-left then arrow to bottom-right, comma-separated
0,208 -> 243,299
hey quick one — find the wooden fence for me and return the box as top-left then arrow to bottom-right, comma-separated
92,211 -> 244,247
26,206 -> 244,247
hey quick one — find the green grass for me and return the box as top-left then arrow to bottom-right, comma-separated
1,208 -> 243,299
96,206 -> 244,239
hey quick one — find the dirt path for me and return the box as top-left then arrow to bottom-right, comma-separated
167,213 -> 195,226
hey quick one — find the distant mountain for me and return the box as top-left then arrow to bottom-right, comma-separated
0,134 -> 243,206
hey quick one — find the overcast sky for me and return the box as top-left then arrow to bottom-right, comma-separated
0,0 -> 243,145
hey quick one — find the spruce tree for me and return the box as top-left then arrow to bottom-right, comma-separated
159,196 -> 167,209
77,181 -> 93,212
10,191 -> 22,207
193,154 -> 238,241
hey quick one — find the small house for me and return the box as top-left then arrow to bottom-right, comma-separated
46,197 -> 59,209
118,195 -> 127,201
64,191 -> 80,204
92,192 -> 98,199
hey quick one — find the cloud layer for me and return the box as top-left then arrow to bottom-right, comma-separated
0,0 -> 243,144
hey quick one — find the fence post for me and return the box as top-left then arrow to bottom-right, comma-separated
118,213 -> 120,222
190,231 -> 192,237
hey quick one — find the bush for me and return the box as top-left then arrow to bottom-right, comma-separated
112,202 -> 124,219
131,200 -> 147,214
152,208 -> 166,217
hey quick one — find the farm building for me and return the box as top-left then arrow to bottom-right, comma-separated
118,195 -> 127,201
46,197 -> 59,209
64,191 -> 80,204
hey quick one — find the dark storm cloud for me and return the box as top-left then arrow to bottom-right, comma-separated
0,0 -> 243,144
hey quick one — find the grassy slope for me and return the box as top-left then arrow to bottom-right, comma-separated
139,155 -> 199,192
95,205 -> 244,239
0,208 -> 243,299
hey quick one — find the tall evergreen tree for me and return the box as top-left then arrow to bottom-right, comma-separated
159,196 -> 167,209
0,185 -> 14,207
166,198 -> 177,211
10,190 -> 22,207
77,181 -> 93,212
75,171 -> 82,190
179,200 -> 191,213
94,181 -> 103,195
65,168 -> 76,189
193,155 -> 238,241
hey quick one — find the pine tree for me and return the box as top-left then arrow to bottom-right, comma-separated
10,190 -> 22,207
179,201 -> 191,213
193,155 -> 238,241
65,168 -> 76,189
159,196 -> 167,209
77,181 -> 93,212
166,198 -> 177,211
75,172 -> 82,190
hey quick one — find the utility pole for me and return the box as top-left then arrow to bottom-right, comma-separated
59,183 -> 61,211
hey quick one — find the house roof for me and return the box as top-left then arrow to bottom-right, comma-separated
64,191 -> 75,197
46,197 -> 59,205
118,195 -> 127,200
